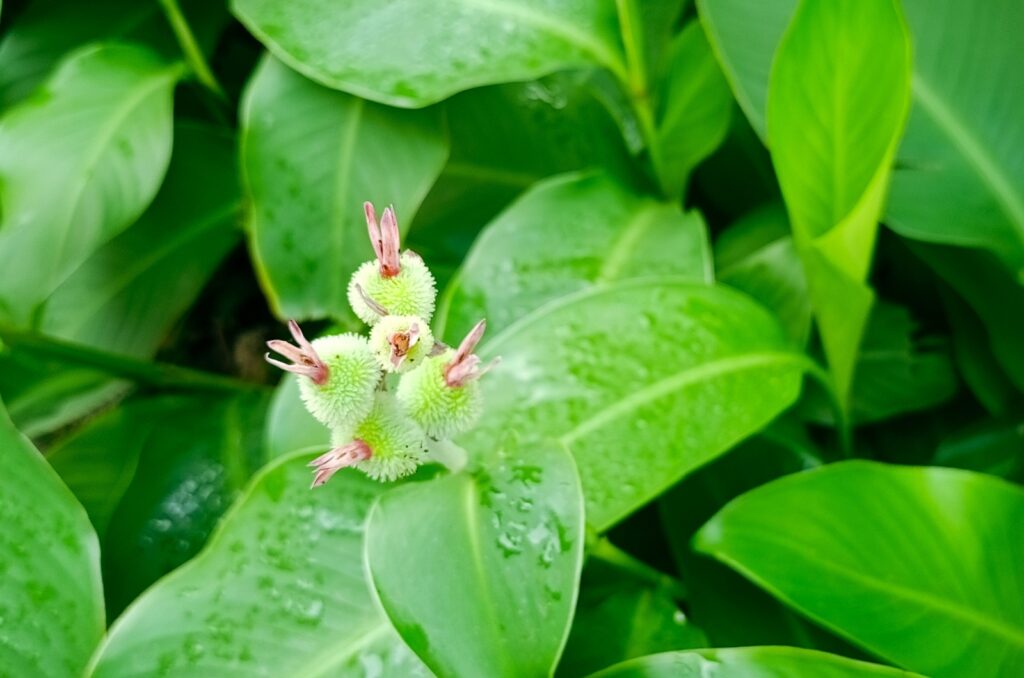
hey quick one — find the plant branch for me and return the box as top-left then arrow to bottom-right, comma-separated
158,0 -> 225,100
0,325 -> 264,393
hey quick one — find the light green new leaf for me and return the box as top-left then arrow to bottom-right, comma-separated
587,647 -> 918,678
700,0 -> 1024,275
437,171 -> 712,341
767,0 -> 911,408
463,279 -> 806,532
651,20 -> 732,199
696,461 -> 1024,677
0,43 -> 181,326
0,399 -> 104,676
89,450 -> 428,677
367,441 -> 584,678
241,56 -> 448,320
231,0 -> 626,107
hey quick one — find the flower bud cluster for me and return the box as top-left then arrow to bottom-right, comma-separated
266,202 -> 498,487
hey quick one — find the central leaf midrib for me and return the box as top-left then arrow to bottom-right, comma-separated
331,98 -> 364,306
560,351 -> 804,445
910,72 -> 1024,248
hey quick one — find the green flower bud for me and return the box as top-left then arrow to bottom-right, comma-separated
369,315 -> 434,373
396,350 -> 483,438
295,333 -> 380,429
313,393 -> 427,484
348,252 -> 436,325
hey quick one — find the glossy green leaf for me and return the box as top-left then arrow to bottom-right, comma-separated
411,72 -> 631,269
0,399 -> 104,676
463,279 -> 806,532
241,56 -> 448,320
264,376 -> 328,459
231,0 -> 626,107
696,461 -> 1024,677
0,0 -> 226,109
437,171 -> 712,340
886,0 -> 1024,275
714,203 -> 810,346
767,0 -> 911,407
558,557 -> 705,677
587,647 -> 918,678
0,43 -> 181,325
366,441 -> 584,678
651,20 -> 732,199
89,450 -> 427,677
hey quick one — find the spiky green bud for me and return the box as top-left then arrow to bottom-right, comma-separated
328,393 -> 427,482
397,350 -> 483,438
348,252 -> 436,325
296,333 -> 380,429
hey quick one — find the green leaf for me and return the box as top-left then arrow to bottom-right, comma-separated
41,122 -> 240,353
241,56 -> 448,320
799,302 -> 958,425
940,289 -> 1016,416
0,399 -> 104,676
0,43 -> 181,325
437,171 -> 712,341
696,461 -> 1024,677
0,0 -> 225,109
766,0 -> 911,408
89,450 -> 428,677
651,20 -> 732,199
231,0 -> 627,107
933,416 -> 1024,483
714,203 -> 810,347
557,557 -> 705,677
885,0 -> 1024,275
265,376 -> 328,459
411,72 -> 632,270
700,0 -> 1024,275
587,647 -> 919,678
463,279 -> 806,532
366,441 -> 585,678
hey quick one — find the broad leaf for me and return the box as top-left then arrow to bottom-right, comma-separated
0,43 -> 181,325
437,171 -> 712,340
265,376 -> 328,458
714,203 -> 810,346
89,450 -> 427,677
651,20 -> 731,199
587,647 -> 918,678
463,279 -> 806,531
933,416 -> 1024,483
231,0 -> 627,107
367,441 -> 584,678
0,399 -> 104,676
0,0 -> 226,109
767,0 -> 911,408
241,56 -> 448,320
696,461 -> 1024,677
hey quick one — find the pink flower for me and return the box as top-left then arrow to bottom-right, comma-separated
265,320 -> 328,385
444,319 -> 499,387
387,321 -> 422,370
365,202 -> 401,278
308,440 -> 372,488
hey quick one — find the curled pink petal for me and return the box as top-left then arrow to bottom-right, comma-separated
364,201 -> 401,278
309,440 -> 372,488
388,322 -> 420,369
265,320 -> 329,385
444,320 -> 498,387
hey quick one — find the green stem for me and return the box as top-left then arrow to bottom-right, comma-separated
591,538 -> 688,599
613,0 -> 665,194
0,326 -> 263,393
800,356 -> 853,457
158,0 -> 225,99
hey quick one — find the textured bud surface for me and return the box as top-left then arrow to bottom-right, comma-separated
333,394 -> 427,482
298,333 -> 379,429
348,252 -> 437,325
397,350 -> 483,438
370,315 -> 434,373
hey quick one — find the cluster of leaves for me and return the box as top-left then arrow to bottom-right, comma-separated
0,0 -> 1022,677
